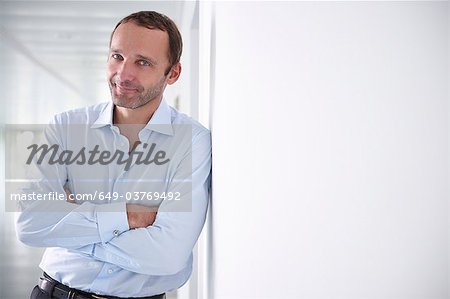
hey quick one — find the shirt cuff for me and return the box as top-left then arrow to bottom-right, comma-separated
96,202 -> 130,244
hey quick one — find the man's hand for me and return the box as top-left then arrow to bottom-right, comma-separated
126,204 -> 158,229
65,187 -> 76,204
66,188 -> 157,229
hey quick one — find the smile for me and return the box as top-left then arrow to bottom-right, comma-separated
115,84 -> 139,94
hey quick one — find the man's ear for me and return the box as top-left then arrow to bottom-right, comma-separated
166,63 -> 181,85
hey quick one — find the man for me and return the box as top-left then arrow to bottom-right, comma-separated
15,11 -> 211,299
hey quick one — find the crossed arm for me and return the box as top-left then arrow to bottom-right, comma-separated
15,126 -> 211,275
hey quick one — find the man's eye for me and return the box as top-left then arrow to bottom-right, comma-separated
111,54 -> 122,60
138,60 -> 150,66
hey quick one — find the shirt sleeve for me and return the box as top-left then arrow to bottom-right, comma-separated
90,131 -> 212,275
14,117 -> 130,249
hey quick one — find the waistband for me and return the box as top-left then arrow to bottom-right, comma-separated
39,272 -> 165,299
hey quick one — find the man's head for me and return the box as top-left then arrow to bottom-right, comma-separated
107,11 -> 182,109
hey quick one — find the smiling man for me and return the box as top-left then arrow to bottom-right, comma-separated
15,11 -> 211,299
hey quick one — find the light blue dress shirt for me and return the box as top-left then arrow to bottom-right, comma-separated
15,99 -> 211,297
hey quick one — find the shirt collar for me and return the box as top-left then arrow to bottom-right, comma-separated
144,99 -> 174,136
91,99 -> 174,136
91,101 -> 113,129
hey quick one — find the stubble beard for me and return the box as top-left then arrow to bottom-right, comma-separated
110,76 -> 166,109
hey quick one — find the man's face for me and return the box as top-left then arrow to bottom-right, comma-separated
107,21 -> 172,109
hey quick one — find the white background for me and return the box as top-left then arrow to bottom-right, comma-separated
203,1 -> 448,299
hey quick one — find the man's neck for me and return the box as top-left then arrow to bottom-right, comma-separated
112,98 -> 162,152
113,98 -> 162,125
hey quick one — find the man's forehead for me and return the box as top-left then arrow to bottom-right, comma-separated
110,22 -> 169,60
112,22 -> 168,43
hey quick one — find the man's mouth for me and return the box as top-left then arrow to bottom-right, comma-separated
114,83 -> 139,94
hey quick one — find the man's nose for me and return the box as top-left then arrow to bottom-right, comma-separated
116,61 -> 136,82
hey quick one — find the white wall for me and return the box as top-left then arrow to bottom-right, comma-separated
207,2 -> 448,299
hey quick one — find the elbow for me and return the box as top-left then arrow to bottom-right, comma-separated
138,250 -> 191,276
15,225 -> 34,246
15,213 -> 43,247
16,226 -> 50,248
161,255 -> 190,275
16,230 -> 37,247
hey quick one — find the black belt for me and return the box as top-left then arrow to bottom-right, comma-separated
39,272 -> 165,299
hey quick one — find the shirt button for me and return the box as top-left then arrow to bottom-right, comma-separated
107,268 -> 114,274
113,230 -> 120,236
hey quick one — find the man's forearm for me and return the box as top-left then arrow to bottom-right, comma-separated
66,192 -> 156,230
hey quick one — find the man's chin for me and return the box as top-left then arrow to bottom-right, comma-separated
113,97 -> 150,110
115,103 -> 140,110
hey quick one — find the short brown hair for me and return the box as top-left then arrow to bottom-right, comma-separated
110,11 -> 183,75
